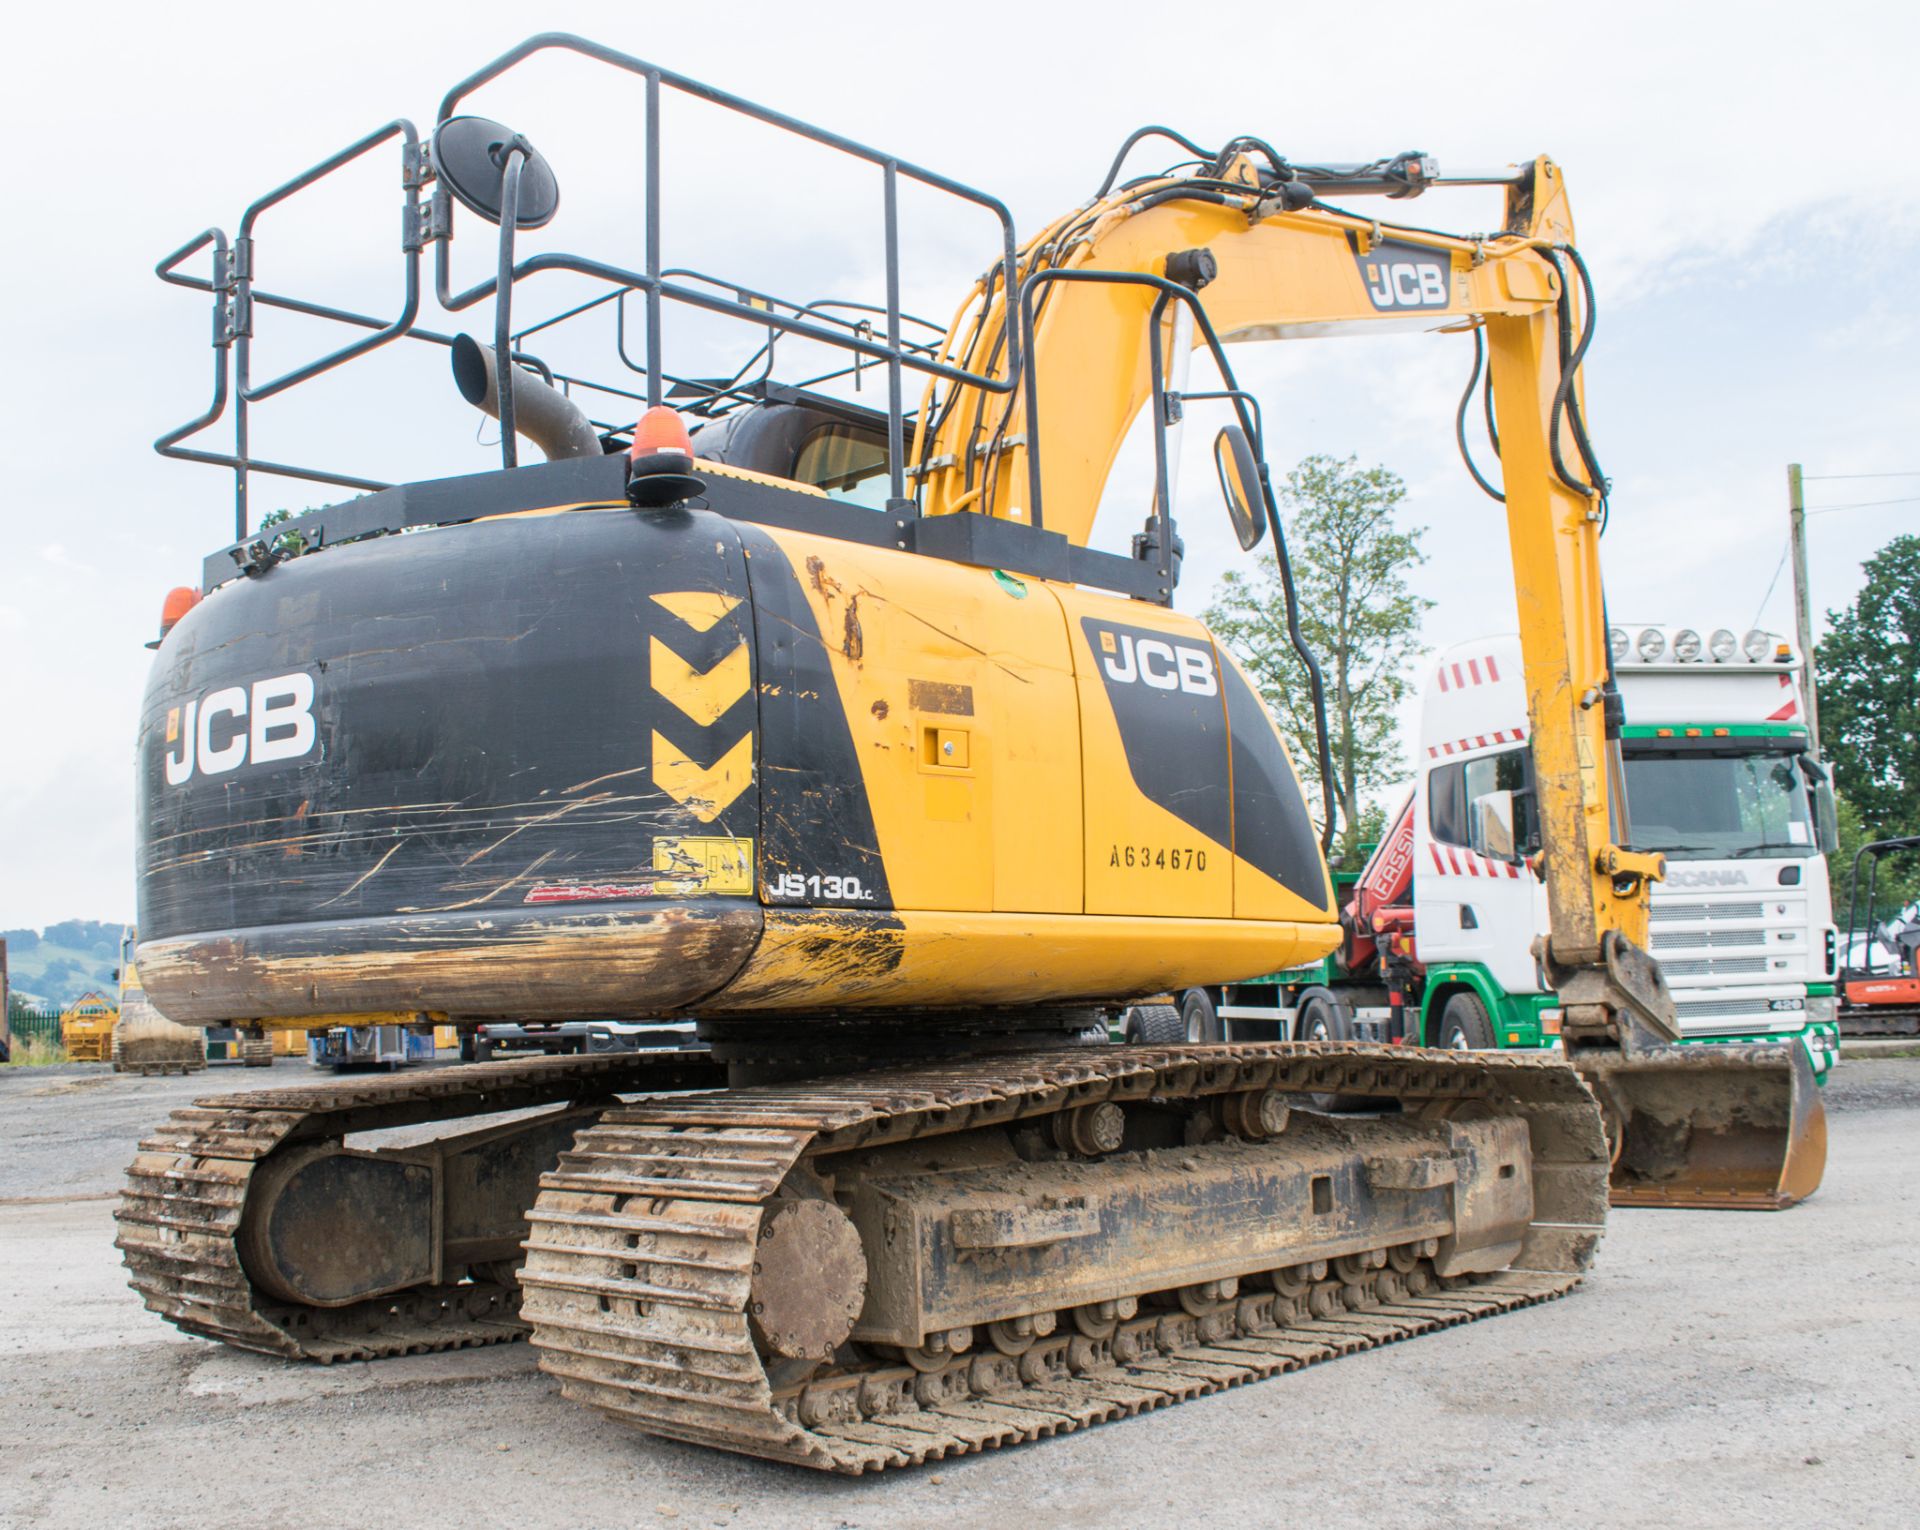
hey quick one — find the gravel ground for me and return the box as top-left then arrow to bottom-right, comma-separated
2,1056 -> 1915,1529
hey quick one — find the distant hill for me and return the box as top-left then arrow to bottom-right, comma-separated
3,920 -> 123,1010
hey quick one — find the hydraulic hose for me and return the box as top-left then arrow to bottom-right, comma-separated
1255,459 -> 1339,858
1456,325 -> 1505,503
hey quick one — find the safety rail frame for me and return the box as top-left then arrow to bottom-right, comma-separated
155,32 -> 1021,545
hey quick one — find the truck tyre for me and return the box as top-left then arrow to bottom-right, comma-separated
1123,1004 -> 1184,1045
1435,991 -> 1497,1051
1296,989 -> 1353,1043
1180,988 -> 1223,1043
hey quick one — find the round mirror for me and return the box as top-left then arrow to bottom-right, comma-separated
430,116 -> 561,229
1213,425 -> 1267,552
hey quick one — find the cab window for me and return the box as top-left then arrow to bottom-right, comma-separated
1429,748 -> 1528,847
794,425 -> 892,509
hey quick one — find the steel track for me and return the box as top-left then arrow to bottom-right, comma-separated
115,1051 -> 724,1362
518,1042 -> 1608,1472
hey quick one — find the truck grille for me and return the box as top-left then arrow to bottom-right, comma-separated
1673,997 -> 1781,1023
1650,900 -> 1764,922
1651,928 -> 1766,951
1660,956 -> 1768,979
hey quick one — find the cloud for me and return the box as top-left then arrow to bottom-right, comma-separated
40,544 -> 98,576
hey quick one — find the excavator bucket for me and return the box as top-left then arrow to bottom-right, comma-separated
1574,1041 -> 1827,1210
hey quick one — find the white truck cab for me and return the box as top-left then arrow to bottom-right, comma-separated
1161,625 -> 1840,1081
1411,627 -> 1839,1071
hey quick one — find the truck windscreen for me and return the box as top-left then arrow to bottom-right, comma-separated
1623,746 -> 1815,860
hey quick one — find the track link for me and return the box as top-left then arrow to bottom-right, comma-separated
115,1051 -> 724,1362
520,1042 -> 1608,1472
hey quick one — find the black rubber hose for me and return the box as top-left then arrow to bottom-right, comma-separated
1254,460 -> 1339,857
1483,341 -> 1501,458
1457,326 -> 1505,503
1544,247 -> 1609,521
1556,245 -> 1610,498
1096,125 -> 1217,199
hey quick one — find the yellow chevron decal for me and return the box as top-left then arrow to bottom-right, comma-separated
650,635 -> 751,727
650,590 -> 741,633
652,730 -> 753,822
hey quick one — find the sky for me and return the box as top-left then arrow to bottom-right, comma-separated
0,0 -> 1913,929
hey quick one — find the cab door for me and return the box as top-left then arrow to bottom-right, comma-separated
1060,591 -> 1234,918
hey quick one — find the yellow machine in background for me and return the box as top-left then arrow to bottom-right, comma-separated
113,929 -> 205,1074
59,992 -> 117,1061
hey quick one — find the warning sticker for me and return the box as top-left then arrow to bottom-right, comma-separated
654,835 -> 755,896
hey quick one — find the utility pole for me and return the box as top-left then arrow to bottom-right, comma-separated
1788,462 -> 1821,755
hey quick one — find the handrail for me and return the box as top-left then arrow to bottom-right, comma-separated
154,34 -> 1022,537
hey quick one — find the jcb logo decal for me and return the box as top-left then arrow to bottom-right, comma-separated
649,590 -> 753,823
1096,628 -> 1218,696
1356,240 -> 1451,311
163,673 -> 317,785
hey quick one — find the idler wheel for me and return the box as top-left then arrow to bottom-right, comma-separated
749,1198 -> 867,1362
1070,1296 -> 1137,1339
988,1311 -> 1057,1355
1052,1102 -> 1125,1156
1177,1277 -> 1239,1316
1267,1258 -> 1327,1299
1218,1088 -> 1291,1141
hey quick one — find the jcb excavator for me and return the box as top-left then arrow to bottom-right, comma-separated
119,34 -> 1823,1472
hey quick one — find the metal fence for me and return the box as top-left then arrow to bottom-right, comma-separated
7,1010 -> 63,1045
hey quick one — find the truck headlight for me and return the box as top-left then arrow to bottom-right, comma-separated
1709,628 -> 1737,661
1805,994 -> 1836,1024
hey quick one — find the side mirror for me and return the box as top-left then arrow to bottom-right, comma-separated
1812,778 -> 1838,855
1213,426 -> 1267,552
1471,788 -> 1538,864
1469,790 -> 1518,862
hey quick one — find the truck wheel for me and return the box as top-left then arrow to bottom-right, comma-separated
1435,991 -> 1496,1051
1180,988 -> 1222,1043
1124,1004 -> 1184,1045
1296,990 -> 1353,1043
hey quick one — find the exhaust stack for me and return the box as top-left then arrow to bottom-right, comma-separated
451,334 -> 603,463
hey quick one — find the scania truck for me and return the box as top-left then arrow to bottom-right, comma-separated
1142,625 -> 1840,1082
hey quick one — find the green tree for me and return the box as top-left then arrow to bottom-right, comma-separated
1831,789 -> 1920,928
1817,534 -> 1920,838
1207,454 -> 1430,867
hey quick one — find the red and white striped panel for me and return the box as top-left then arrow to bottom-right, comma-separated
1426,725 -> 1528,760
1427,842 -> 1524,879
1434,654 -> 1502,693
1766,672 -> 1801,723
